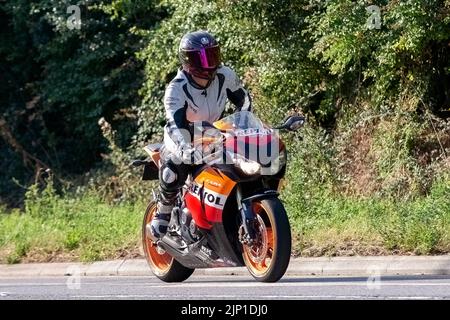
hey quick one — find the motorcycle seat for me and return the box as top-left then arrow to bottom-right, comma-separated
146,143 -> 163,152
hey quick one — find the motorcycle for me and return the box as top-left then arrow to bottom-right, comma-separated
132,111 -> 304,282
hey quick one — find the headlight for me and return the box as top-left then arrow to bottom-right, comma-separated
275,149 -> 287,170
234,156 -> 261,175
261,149 -> 287,175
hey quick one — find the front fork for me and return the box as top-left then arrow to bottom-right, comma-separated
237,186 -> 257,245
236,185 -> 280,245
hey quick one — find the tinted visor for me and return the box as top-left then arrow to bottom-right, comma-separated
183,45 -> 221,69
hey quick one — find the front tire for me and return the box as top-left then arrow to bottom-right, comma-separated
242,198 -> 291,282
142,201 -> 195,282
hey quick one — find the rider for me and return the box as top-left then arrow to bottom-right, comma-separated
150,30 -> 252,240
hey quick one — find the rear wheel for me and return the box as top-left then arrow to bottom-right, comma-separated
242,198 -> 291,282
142,201 -> 194,282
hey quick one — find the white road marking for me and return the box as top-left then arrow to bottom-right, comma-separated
1,280 -> 449,288
1,276 -> 448,300
70,294 -> 448,300
0,283 -> 68,287
142,282 -> 450,289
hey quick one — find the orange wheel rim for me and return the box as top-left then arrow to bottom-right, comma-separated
242,202 -> 275,276
143,204 -> 173,274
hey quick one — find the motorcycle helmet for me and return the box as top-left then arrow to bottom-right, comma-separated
179,31 -> 221,81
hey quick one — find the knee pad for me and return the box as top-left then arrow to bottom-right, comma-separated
161,166 -> 177,184
159,161 -> 189,192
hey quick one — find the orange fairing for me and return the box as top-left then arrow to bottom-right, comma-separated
185,168 -> 236,229
143,145 -> 161,168
149,151 -> 161,168
213,118 -> 234,131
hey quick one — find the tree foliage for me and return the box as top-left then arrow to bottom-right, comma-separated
1,0 -> 449,205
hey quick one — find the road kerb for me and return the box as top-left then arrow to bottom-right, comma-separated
1,256 -> 449,278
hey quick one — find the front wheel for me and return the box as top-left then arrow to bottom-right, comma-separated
242,198 -> 291,282
142,201 -> 195,282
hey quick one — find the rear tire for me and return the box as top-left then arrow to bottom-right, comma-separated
142,201 -> 195,282
242,198 -> 291,282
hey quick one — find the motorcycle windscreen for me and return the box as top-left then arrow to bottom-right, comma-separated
184,167 -> 236,230
224,130 -> 280,165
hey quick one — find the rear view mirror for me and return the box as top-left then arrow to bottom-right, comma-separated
274,115 -> 305,131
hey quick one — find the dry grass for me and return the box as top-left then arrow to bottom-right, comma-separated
339,124 -> 380,196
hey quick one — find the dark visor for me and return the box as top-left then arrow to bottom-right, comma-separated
184,45 -> 221,69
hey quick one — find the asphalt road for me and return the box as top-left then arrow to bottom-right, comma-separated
0,275 -> 449,300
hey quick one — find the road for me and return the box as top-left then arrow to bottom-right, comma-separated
0,274 -> 449,300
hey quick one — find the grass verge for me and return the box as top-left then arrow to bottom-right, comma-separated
285,176 -> 450,257
0,184 -> 144,264
0,177 -> 448,264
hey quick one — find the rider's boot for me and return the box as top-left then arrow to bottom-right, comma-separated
149,189 -> 177,241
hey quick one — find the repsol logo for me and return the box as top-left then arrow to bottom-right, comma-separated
190,183 -> 225,207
